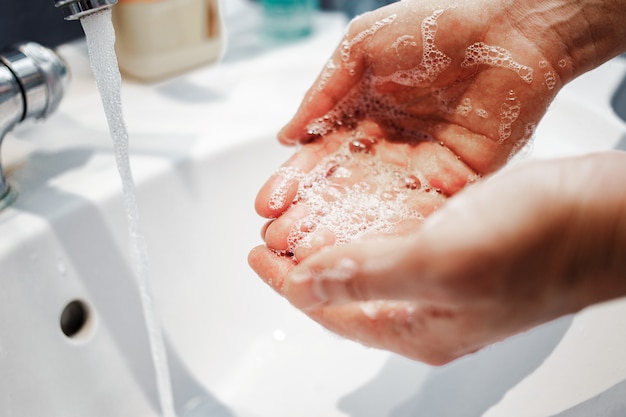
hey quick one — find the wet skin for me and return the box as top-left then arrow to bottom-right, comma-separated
248,0 -> 626,364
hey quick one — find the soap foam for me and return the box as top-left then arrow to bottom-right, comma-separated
498,90 -> 521,143
455,97 -> 472,116
341,14 -> 397,75
543,70 -> 557,90
268,166 -> 304,211
312,58 -> 338,95
274,139 -> 428,261
360,300 -> 419,322
462,42 -> 534,84
508,122 -> 536,160
305,74 -> 435,144
432,85 -> 457,114
474,108 -> 489,119
360,300 -> 387,319
390,34 -> 417,53
373,9 -> 451,87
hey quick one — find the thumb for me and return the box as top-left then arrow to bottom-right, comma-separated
277,28 -> 370,144
281,235 -> 423,310
281,205 -> 471,310
278,58 -> 363,144
281,173 -> 511,310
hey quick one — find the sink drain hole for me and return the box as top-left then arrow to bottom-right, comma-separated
60,300 -> 90,338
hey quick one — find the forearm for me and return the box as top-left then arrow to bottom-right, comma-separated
507,0 -> 626,83
564,152 -> 626,309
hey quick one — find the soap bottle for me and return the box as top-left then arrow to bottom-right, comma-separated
261,0 -> 318,41
111,0 -> 224,82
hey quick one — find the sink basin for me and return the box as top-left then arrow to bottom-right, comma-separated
1,130 -> 625,416
611,61 -> 626,150
1,9 -> 626,416
0,131 -> 585,417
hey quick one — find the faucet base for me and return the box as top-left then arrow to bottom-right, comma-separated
55,0 -> 119,20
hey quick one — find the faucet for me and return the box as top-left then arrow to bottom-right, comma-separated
0,0 -> 119,209
0,1 -> 119,208
54,0 -> 118,20
0,42 -> 68,208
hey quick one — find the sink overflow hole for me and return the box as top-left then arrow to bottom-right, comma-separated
60,300 -> 90,338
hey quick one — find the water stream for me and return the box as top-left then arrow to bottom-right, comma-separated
81,9 -> 177,417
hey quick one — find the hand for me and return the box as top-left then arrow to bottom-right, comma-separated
250,152 -> 626,364
278,0 -> 572,171
249,0 -> 626,364
255,0 -> 571,259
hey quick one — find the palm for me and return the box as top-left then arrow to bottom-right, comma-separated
250,0 -> 569,363
258,1 -> 561,259
281,2 -> 562,172
256,121 -> 455,260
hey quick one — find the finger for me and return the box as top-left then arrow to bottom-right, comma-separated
248,245 -> 476,365
306,301 -> 482,365
277,11 -> 390,144
379,139 -> 477,196
292,227 -> 336,261
254,156 -> 304,219
282,235 -> 428,310
281,183 -> 494,310
255,135 -> 344,218
248,245 -> 297,293
278,57 -> 361,144
260,220 -> 273,241
263,203 -> 310,251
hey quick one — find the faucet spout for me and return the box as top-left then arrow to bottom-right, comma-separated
0,42 -> 68,208
55,0 -> 118,20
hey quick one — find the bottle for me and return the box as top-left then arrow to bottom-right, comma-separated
261,0 -> 317,41
111,0 -> 224,82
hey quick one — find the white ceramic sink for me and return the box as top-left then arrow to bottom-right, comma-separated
0,131 -> 594,417
1,5 -> 626,416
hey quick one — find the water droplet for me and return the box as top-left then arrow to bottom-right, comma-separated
349,138 -> 377,154
57,259 -> 67,277
404,175 -> 421,190
273,329 -> 286,342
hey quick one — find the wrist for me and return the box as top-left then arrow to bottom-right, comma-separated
556,152 -> 626,310
505,0 -> 626,83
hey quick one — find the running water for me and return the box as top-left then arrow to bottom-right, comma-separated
81,10 -> 177,417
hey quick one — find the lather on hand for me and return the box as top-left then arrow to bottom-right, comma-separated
249,0 -> 626,364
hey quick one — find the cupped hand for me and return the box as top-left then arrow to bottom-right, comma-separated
278,0 -> 570,172
248,0 -> 625,364
254,0 -> 569,259
250,152 -> 626,364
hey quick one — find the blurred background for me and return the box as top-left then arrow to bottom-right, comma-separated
0,0 -> 397,51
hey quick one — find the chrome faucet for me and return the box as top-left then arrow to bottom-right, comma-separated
0,1 -> 118,209
0,42 -> 68,208
54,0 -> 118,20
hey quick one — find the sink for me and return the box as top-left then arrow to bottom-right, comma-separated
0,131 -> 585,417
1,132 -> 625,417
1,7 -> 626,416
611,59 -> 626,150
